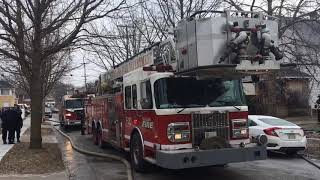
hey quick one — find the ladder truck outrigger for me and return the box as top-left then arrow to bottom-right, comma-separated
85,10 -> 289,172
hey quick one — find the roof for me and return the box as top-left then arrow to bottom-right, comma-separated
0,80 -> 13,89
277,68 -> 312,79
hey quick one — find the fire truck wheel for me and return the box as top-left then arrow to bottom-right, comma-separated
64,125 -> 69,131
59,117 -> 64,127
93,127 -> 98,145
97,128 -> 106,148
86,123 -> 91,134
130,132 -> 148,172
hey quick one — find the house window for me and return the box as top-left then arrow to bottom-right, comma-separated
132,85 -> 137,109
140,80 -> 153,109
125,86 -> 132,109
1,89 -> 10,95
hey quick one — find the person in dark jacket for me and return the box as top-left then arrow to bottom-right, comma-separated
6,108 -> 18,144
14,105 -> 23,143
1,108 -> 8,144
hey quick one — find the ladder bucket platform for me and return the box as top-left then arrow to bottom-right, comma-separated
175,62 -> 295,78
235,60 -> 280,75
175,10 -> 286,78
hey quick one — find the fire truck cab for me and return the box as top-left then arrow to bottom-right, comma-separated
60,95 -> 85,128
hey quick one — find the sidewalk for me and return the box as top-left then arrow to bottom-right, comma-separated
0,117 -> 30,161
0,118 -> 68,180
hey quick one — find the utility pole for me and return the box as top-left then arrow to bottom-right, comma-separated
82,58 -> 88,93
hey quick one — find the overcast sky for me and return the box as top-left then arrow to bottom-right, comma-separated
63,52 -> 105,87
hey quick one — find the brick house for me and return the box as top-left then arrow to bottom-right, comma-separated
0,80 -> 17,108
244,69 -> 311,117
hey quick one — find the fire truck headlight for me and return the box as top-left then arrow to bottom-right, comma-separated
167,122 -> 190,142
65,113 -> 72,117
231,119 -> 249,139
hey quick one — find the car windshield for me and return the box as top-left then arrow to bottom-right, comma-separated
154,77 -> 246,109
65,99 -> 83,109
259,118 -> 296,126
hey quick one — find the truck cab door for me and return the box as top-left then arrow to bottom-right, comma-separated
108,96 -> 121,146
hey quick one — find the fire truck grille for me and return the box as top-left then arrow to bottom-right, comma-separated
74,110 -> 85,119
191,112 -> 229,147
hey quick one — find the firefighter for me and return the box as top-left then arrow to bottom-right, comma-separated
14,105 -> 23,143
1,108 -> 8,144
5,107 -> 19,144
80,109 -> 85,135
316,95 -> 320,122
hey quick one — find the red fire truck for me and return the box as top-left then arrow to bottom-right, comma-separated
59,94 -> 86,129
85,10 -> 287,171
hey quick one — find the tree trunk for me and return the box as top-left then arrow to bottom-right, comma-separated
30,0 -> 43,149
267,0 -> 273,16
29,62 -> 43,149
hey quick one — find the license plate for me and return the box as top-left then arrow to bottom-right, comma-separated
288,134 -> 296,139
205,131 -> 217,139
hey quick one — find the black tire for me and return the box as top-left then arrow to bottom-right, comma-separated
130,132 -> 148,172
97,128 -> 106,148
86,123 -> 91,135
64,125 -> 69,131
60,117 -> 64,127
92,127 -> 98,145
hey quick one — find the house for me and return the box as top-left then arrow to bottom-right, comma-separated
0,80 -> 17,107
244,69 -> 311,117
279,18 -> 320,109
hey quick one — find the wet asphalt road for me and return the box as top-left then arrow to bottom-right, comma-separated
55,128 -> 127,180
51,115 -> 320,180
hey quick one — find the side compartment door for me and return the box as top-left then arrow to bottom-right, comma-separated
108,96 -> 116,140
108,95 -> 121,146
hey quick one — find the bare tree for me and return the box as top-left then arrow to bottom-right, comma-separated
84,0 -> 222,70
140,0 -> 222,39
0,0 -> 125,148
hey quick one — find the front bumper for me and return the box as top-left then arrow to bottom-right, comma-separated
155,145 -> 267,169
65,120 -> 82,126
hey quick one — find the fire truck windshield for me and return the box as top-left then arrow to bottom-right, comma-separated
154,77 -> 246,109
65,99 -> 84,109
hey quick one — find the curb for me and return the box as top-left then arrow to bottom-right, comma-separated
297,154 -> 320,170
0,171 -> 68,178
53,126 -> 133,180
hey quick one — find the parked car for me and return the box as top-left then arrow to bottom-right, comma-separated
45,107 -> 53,118
248,115 -> 307,155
